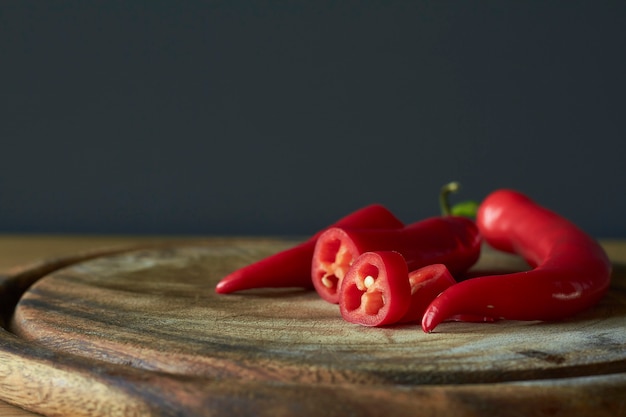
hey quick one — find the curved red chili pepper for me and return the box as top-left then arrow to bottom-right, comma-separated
339,251 -> 411,327
215,204 -> 404,294
312,216 -> 481,304
421,189 -> 613,333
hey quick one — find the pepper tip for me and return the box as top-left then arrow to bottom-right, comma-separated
421,308 -> 440,333
214,278 -> 233,294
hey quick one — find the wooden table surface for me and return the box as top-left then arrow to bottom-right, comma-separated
1,235 -> 625,417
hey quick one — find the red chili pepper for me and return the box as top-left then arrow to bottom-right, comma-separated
421,189 -> 613,333
339,251 -> 411,327
312,216 -> 481,304
215,204 -> 404,294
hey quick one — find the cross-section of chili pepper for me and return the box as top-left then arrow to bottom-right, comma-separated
339,251 -> 411,327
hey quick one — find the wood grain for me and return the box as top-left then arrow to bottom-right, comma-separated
0,400 -> 39,417
1,237 -> 626,416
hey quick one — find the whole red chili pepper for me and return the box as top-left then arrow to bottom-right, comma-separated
312,215 -> 481,304
215,204 -> 404,294
339,251 -> 411,326
421,189 -> 613,333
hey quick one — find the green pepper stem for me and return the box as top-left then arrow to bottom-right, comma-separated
451,200 -> 479,218
439,181 -> 461,216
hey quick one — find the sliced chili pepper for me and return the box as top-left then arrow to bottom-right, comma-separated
340,258 -> 486,327
215,204 -> 404,294
339,251 -> 411,327
399,263 -> 456,323
403,264 -> 494,325
421,189 -> 613,333
312,216 -> 481,304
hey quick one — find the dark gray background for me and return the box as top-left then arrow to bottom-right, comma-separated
2,1 -> 625,238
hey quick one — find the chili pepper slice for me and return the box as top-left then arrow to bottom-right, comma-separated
215,204 -> 404,294
402,264 -> 495,325
312,216 -> 481,304
421,189 -> 613,333
339,251 -> 411,327
399,263 -> 456,323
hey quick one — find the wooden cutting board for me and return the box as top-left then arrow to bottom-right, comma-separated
1,238 -> 625,417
